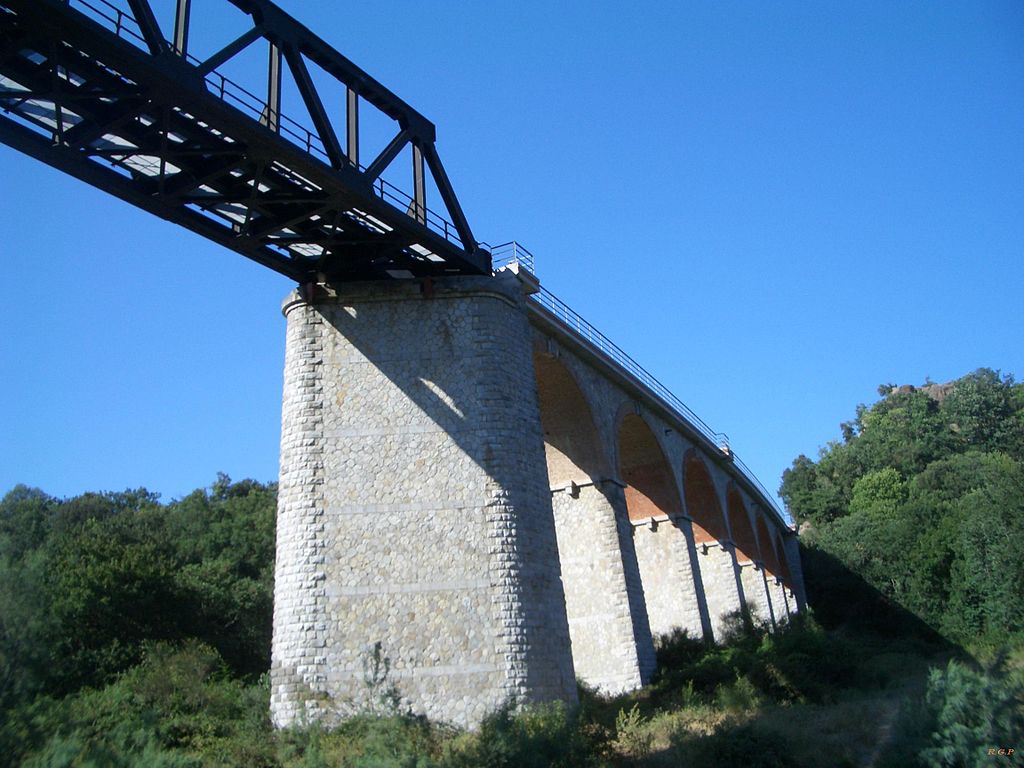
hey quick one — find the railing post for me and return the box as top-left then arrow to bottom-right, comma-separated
412,142 -> 426,225
263,41 -> 282,133
346,87 -> 359,167
172,0 -> 191,57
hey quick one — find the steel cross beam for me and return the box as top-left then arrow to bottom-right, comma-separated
0,0 -> 490,282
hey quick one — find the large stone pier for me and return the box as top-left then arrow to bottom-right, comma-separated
271,274 -> 576,728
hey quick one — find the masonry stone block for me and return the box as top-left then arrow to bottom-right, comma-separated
772,577 -> 791,621
783,535 -> 807,611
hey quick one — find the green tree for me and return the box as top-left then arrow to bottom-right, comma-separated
945,456 -> 1024,641
849,468 -> 906,518
942,368 -> 1024,458
46,514 -> 183,691
0,485 -> 55,560
919,660 -> 1024,767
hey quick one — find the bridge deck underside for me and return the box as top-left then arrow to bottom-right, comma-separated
0,0 -> 489,282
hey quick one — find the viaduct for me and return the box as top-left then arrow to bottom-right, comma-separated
0,0 -> 804,729
272,255 -> 804,727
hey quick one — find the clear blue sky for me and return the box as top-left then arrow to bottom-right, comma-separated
2,0 -> 1022,507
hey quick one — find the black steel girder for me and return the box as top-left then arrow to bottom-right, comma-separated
0,0 -> 490,282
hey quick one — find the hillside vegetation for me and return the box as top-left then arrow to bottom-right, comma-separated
1,369 -> 1022,766
781,368 -> 1024,646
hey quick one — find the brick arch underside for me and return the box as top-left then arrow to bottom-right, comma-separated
618,413 -> 681,521
726,488 -> 759,563
770,529 -> 794,588
754,516 -> 782,577
683,454 -> 728,544
533,352 -> 606,486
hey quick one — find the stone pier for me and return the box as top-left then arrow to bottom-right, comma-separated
271,274 -> 576,728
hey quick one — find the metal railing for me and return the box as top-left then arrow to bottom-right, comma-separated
66,0 -> 465,250
491,241 -> 787,520
488,241 -> 536,273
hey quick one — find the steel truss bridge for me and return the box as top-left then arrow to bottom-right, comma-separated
0,0 -> 490,282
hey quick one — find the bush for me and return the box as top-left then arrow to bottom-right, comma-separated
753,615 -> 859,703
653,628 -> 706,673
674,723 -> 801,768
714,675 -> 762,712
653,613 -> 861,707
15,641 -> 277,767
330,715 -> 442,768
441,701 -> 598,768
613,703 -> 652,758
22,731 -> 198,768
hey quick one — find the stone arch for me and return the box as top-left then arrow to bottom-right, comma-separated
616,410 -> 707,640
683,451 -> 728,542
535,348 -> 655,692
728,486 -> 774,626
533,349 -> 608,486
617,410 -> 682,520
725,486 -> 759,563
773,530 -> 794,588
755,515 -> 781,576
682,450 -> 742,639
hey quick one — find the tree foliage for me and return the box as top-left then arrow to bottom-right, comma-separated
781,368 -> 1024,645
0,474 -> 276,762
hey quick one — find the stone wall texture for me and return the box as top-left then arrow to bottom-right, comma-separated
696,544 -> 744,640
551,483 -> 653,693
632,519 -> 706,640
739,562 -> 775,627
768,577 -> 790,622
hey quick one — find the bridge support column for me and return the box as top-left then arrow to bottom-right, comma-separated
784,537 -> 807,611
632,518 -> 708,641
271,274 -> 576,729
768,576 -> 791,621
739,563 -> 775,628
551,482 -> 656,694
696,543 -> 744,641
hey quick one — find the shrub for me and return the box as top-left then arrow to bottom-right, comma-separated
22,731 -> 198,768
674,723 -> 800,768
714,674 -> 762,712
333,714 -> 442,768
613,703 -> 652,758
654,628 -> 706,672
441,701 -> 597,768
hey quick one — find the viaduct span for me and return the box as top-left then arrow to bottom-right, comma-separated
0,0 -> 805,729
